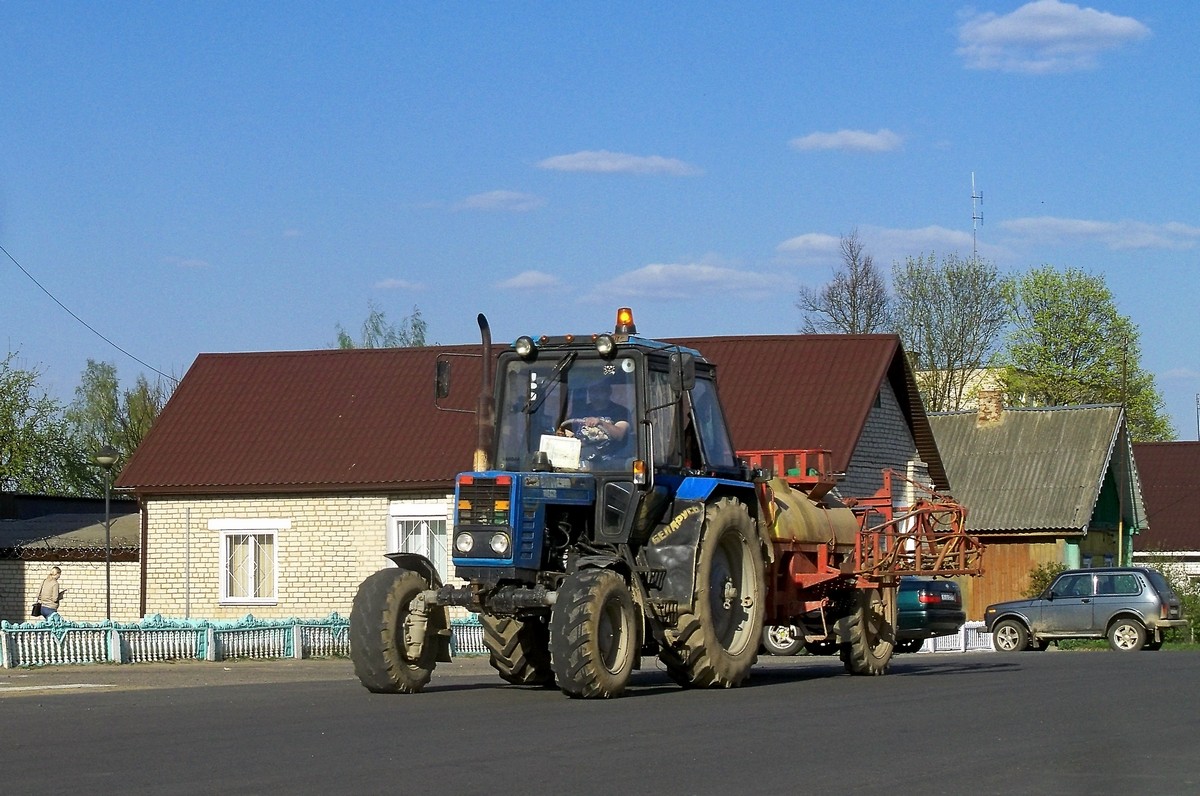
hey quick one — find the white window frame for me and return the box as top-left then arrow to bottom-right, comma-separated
209,518 -> 288,605
388,502 -> 451,583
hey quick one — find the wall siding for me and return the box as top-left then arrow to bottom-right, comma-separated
841,382 -> 921,499
143,492 -> 447,621
0,560 -> 141,624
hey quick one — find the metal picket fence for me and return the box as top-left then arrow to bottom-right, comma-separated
0,613 -> 489,668
0,613 -> 989,669
918,621 -> 993,653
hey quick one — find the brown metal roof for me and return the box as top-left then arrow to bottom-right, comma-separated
116,347 -> 480,494
117,334 -> 944,495
673,335 -> 946,489
1133,442 -> 1200,552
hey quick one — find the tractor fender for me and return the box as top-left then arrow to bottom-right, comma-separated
672,475 -> 756,502
384,552 -> 445,589
641,497 -> 708,606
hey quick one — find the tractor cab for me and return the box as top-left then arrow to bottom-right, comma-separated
490,308 -> 741,483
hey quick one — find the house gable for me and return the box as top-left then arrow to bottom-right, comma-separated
1133,442 -> 1200,553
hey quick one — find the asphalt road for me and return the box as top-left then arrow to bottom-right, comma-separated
2,650 -> 1197,795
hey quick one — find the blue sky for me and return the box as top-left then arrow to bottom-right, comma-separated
3,1 -> 1198,438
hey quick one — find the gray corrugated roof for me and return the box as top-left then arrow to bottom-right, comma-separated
929,405 -> 1133,534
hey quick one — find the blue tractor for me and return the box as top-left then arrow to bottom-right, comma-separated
349,308 -> 981,698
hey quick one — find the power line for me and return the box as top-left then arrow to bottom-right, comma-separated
1,243 -> 178,384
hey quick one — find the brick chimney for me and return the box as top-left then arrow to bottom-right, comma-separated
976,388 -> 1004,427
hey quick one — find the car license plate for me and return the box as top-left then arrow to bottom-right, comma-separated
940,594 -> 957,602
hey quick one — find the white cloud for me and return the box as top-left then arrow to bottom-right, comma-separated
776,232 -> 842,256
537,150 -> 702,176
778,226 -> 979,265
869,225 -> 976,254
455,190 -> 545,212
496,270 -> 564,290
374,278 -> 424,290
957,0 -> 1150,74
789,129 -> 903,153
592,262 -> 774,302
999,216 -> 1200,250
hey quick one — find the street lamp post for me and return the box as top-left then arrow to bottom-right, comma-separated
94,445 -> 119,621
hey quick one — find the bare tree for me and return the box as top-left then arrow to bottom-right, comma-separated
892,253 -> 1007,412
796,230 -> 891,334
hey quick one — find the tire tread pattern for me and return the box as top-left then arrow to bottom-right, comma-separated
482,614 -> 554,686
549,569 -> 637,699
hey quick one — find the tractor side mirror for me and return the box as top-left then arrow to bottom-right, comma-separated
435,359 -> 451,400
669,352 -> 695,392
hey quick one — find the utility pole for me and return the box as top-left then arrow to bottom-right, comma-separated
971,172 -> 983,263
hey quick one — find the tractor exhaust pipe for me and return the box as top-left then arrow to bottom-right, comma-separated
474,313 -> 494,472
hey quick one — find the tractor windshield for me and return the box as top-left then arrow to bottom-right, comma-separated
495,355 -> 637,472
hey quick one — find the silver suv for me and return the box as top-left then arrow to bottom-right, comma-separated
984,567 -> 1187,652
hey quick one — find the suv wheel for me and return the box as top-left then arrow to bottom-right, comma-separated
992,619 -> 1029,652
1107,618 -> 1147,652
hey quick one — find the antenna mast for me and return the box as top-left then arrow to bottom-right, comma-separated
971,172 -> 983,262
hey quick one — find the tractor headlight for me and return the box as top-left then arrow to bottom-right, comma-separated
490,532 -> 510,555
455,533 -> 474,554
595,333 -> 616,357
514,336 -> 536,359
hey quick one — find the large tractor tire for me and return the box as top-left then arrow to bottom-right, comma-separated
660,497 -> 766,688
839,585 -> 897,676
549,568 -> 639,699
350,568 -> 446,693
482,614 -> 554,686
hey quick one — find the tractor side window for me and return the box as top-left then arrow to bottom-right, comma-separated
647,369 -> 676,468
690,378 -> 737,469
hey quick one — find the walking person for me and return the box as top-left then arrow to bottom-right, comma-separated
36,566 -> 64,620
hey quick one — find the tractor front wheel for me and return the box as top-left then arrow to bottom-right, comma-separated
549,569 -> 639,698
350,569 -> 446,693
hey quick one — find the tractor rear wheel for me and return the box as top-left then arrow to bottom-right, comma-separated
482,614 -> 554,686
839,586 -> 897,676
549,568 -> 639,698
350,569 -> 445,693
660,497 -> 765,688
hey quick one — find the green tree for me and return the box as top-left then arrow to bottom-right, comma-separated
893,253 -> 1008,412
335,302 -> 428,348
797,230 -> 891,334
0,352 -> 91,495
66,360 -> 172,484
1024,561 -> 1068,598
1001,266 -> 1173,441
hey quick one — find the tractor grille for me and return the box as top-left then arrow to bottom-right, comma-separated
457,478 -> 512,527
